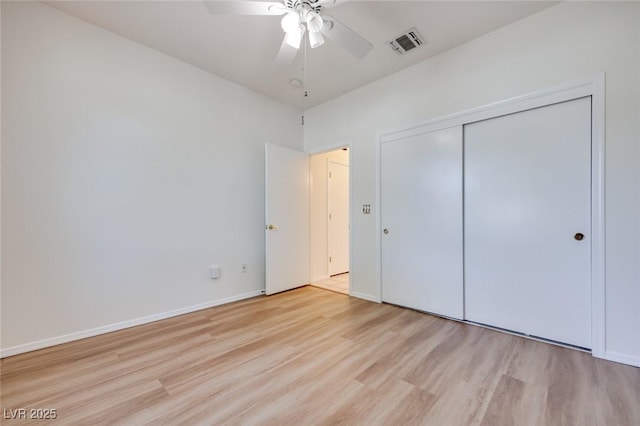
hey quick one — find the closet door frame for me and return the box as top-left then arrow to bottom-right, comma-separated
376,74 -> 605,359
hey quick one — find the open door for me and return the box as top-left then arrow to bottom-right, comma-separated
265,144 -> 309,295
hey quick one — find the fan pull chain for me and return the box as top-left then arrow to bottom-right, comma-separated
302,30 -> 308,126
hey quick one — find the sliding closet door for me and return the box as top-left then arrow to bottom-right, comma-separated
381,127 -> 463,319
464,97 -> 592,348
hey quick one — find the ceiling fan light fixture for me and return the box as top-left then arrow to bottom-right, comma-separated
305,10 -> 324,33
284,25 -> 304,49
309,30 -> 324,49
281,10 -> 301,34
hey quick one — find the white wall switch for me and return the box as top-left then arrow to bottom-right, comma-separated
210,265 -> 220,279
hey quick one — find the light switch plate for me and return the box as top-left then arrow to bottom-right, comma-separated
210,265 -> 220,279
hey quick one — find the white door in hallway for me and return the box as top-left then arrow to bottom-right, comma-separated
464,97 -> 592,348
265,144 -> 309,295
381,126 -> 464,319
328,161 -> 349,276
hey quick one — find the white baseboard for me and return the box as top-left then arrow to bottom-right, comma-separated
604,350 -> 640,367
351,291 -> 380,303
0,290 -> 264,359
311,275 -> 330,283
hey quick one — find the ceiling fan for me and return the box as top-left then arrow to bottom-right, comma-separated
203,0 -> 373,65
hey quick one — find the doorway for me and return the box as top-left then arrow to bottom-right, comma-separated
310,147 -> 350,295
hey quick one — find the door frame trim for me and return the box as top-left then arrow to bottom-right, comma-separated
377,74 -> 605,359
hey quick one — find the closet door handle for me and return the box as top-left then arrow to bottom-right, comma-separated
574,233 -> 584,241
383,228 -> 389,235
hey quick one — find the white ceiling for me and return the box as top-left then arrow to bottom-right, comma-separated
46,1 -> 557,110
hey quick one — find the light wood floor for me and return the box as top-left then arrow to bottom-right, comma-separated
1,286 -> 638,425
312,273 -> 349,295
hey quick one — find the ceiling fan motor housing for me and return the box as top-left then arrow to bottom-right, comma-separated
285,0 -> 323,13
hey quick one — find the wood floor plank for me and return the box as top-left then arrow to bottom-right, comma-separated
355,316 -> 458,389
480,375 -> 547,426
1,286 -> 638,425
230,331 -> 407,425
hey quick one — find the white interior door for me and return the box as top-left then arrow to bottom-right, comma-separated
328,161 -> 349,276
464,97 -> 592,348
265,144 -> 309,295
381,126 -> 463,319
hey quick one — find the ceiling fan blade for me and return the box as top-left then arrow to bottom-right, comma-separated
275,35 -> 299,69
203,1 -> 287,16
321,15 -> 373,59
314,0 -> 352,8
312,0 -> 343,8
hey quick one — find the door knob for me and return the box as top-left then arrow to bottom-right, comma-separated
383,228 -> 389,235
266,224 -> 280,230
574,232 -> 584,241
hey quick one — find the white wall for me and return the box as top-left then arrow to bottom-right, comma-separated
304,2 -> 640,365
1,2 -> 302,354
309,148 -> 349,282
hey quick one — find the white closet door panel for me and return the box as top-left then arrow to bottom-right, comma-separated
381,126 -> 463,319
464,97 -> 591,348
328,162 -> 350,276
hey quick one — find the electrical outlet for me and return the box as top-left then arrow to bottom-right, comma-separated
241,263 -> 248,273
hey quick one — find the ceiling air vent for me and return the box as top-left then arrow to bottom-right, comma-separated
388,28 -> 425,55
